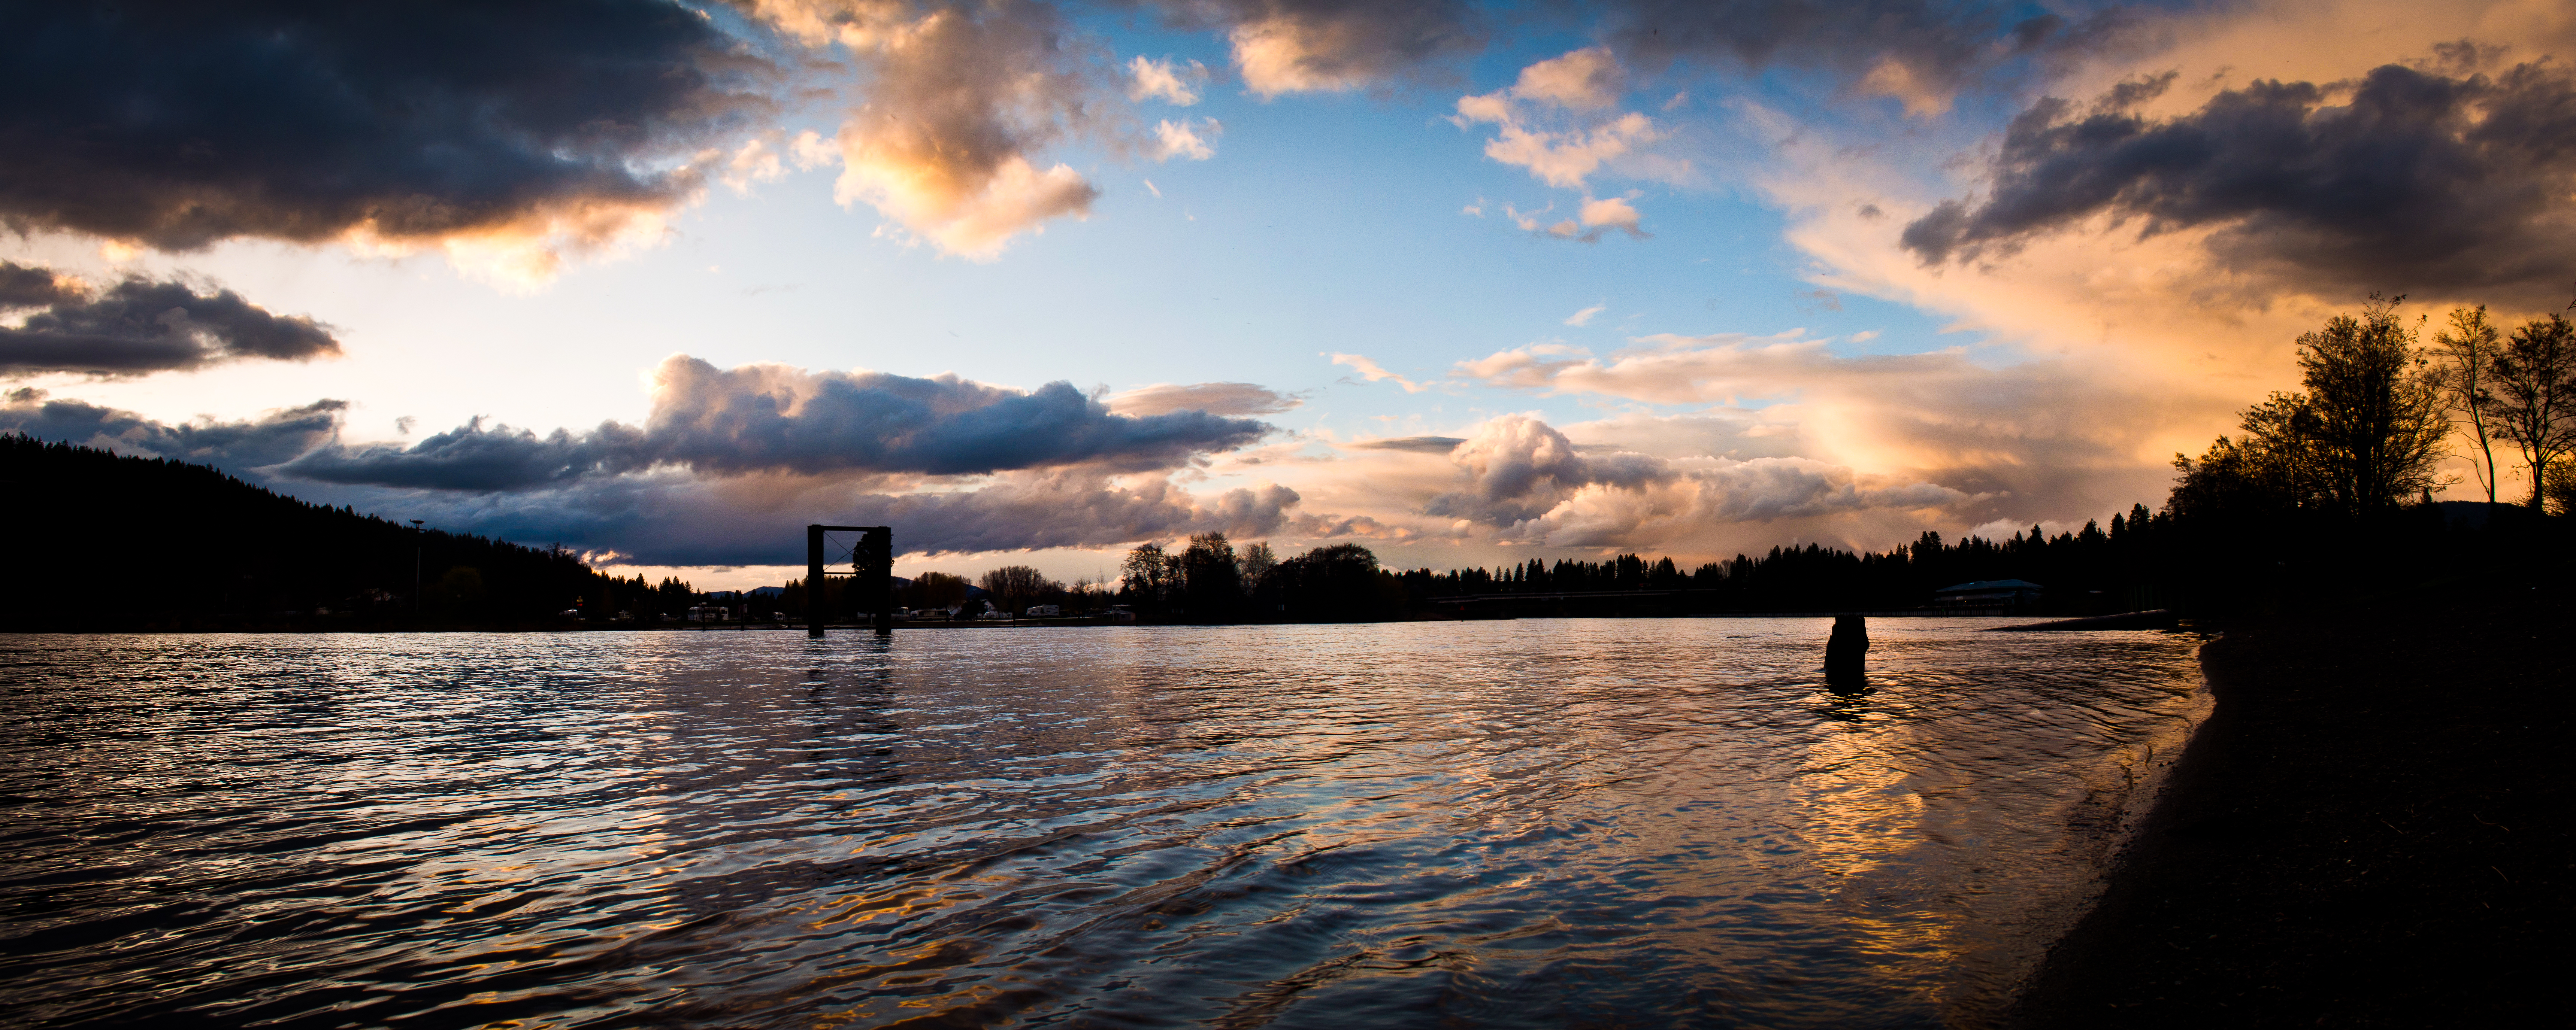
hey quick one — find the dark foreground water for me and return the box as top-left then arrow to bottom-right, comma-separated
1,620 -> 2204,1029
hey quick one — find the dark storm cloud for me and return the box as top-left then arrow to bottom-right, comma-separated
361,471 -> 1304,565
0,392 -> 346,470
278,355 -> 1272,491
0,262 -> 82,308
0,262 -> 341,377
1903,61 -> 2576,304
0,0 -> 769,250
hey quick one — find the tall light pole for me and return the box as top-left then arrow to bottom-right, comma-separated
409,520 -> 424,614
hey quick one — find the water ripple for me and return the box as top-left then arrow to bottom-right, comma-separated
1,620 -> 2203,1028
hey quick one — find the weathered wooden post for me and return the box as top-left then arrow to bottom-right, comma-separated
1826,614 -> 1868,685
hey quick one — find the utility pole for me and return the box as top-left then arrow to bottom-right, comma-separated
409,520 -> 424,614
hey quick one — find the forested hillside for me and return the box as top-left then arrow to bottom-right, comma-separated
1,435 -> 699,629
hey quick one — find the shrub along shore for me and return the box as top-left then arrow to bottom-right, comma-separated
2006,569 -> 2570,1026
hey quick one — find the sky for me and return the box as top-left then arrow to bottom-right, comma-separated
6,0 -> 2575,589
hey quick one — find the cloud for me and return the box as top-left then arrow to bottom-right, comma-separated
0,1 -> 772,284
1498,198 -> 1648,243
1328,352 -> 1437,393
1564,303 -> 1608,326
1154,118 -> 1223,161
1599,0 -> 2127,116
755,0 -> 1105,259
1902,58 -> 2576,307
1507,46 -> 1628,109
1106,381 -> 1302,416
1348,435 -> 1465,453
0,262 -> 341,377
1455,49 -> 1663,191
1156,0 -> 1485,97
1413,414 -> 1971,548
1128,54 -> 1208,104
847,473 -> 1302,554
1425,414 -> 1670,525
0,392 -> 346,470
1445,330 -> 2201,526
1576,195 -> 1647,239
429,465 -> 1324,565
278,354 -> 1271,491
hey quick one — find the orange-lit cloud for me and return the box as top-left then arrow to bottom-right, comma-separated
751,0 -> 1109,259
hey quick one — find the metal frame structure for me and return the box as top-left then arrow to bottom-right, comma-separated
807,525 -> 893,638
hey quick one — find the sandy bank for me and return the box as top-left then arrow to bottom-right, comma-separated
2007,581 -> 2572,1026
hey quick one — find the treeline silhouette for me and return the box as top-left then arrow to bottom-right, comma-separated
1,435 -> 713,629
1398,511 -> 2167,615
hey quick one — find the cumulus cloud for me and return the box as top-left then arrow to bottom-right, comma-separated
0,262 -> 341,377
1128,54 -> 1208,104
1455,49 -> 1662,191
1106,381 -> 1302,416
0,1 -> 771,285
0,391 -> 346,470
1507,46 -> 1628,109
844,473 -> 1302,553
752,0 -> 1107,259
1154,118 -> 1224,161
1425,415 -> 1669,525
1413,414 -> 1970,549
1446,330 -> 2197,525
1574,195 -> 1647,240
1903,59 -> 2576,307
1146,0 -> 1485,97
278,354 -> 1271,490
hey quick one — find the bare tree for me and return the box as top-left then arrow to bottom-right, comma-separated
1120,543 -> 1172,607
978,565 -> 1057,616
901,571 -> 969,611
1236,541 -> 1278,593
2492,310 -> 2576,509
2432,306 -> 2504,505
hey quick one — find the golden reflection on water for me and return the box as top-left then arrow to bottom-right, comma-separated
1,621 -> 2203,1029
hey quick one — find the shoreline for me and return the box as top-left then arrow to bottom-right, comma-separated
2006,581 -> 2571,1026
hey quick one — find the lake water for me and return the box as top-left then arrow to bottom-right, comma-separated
1,619 -> 2205,1029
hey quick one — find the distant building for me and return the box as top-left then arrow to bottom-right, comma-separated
1933,580 -> 2045,609
686,605 -> 729,622
1025,604 -> 1061,617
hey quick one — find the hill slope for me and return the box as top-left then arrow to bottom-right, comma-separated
1,434 -> 671,629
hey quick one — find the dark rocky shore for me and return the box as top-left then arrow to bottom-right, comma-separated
2009,580 -> 2572,1026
